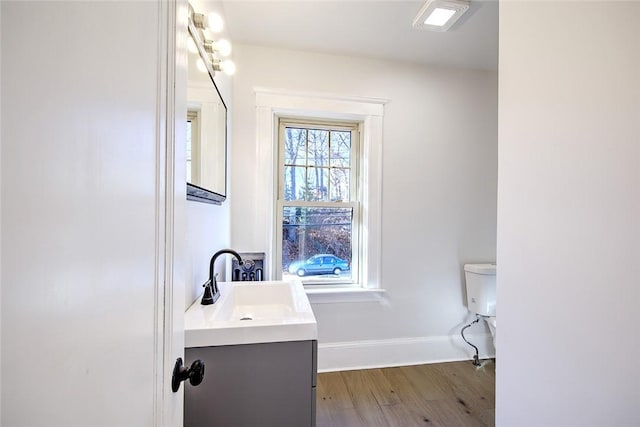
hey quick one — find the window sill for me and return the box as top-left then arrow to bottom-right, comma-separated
305,287 -> 387,304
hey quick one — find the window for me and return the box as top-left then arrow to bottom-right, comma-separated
255,89 -> 384,298
276,119 -> 360,286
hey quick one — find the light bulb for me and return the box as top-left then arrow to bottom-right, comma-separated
215,39 -> 232,57
207,12 -> 224,33
221,59 -> 236,75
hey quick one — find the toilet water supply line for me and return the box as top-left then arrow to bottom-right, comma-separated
461,315 -> 482,366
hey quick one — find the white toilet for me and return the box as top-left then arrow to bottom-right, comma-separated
464,263 -> 496,348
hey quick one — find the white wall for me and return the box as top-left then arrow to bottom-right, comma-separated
231,45 -> 498,369
184,1 -> 234,310
497,2 -> 640,426
185,200 -> 230,308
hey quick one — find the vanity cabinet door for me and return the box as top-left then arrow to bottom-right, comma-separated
185,340 -> 317,427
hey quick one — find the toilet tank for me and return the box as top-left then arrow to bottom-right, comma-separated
464,263 -> 496,316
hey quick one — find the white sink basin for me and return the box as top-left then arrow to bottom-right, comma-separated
184,280 -> 317,347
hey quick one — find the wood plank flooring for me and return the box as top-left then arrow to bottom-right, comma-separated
316,360 -> 495,427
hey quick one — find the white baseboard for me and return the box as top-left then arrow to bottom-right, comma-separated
317,333 -> 495,372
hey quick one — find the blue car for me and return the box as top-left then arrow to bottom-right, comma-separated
288,254 -> 350,277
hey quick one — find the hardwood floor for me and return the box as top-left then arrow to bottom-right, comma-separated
316,360 -> 495,427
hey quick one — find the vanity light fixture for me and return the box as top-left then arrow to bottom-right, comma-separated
412,0 -> 470,32
189,4 -> 237,77
212,59 -> 236,76
203,39 -> 232,57
191,12 -> 208,30
191,11 -> 223,33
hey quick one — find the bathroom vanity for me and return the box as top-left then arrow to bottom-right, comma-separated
183,280 -> 318,427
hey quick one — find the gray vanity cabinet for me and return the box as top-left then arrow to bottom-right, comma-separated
185,340 -> 317,427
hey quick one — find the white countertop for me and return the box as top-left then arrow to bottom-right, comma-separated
184,280 -> 318,348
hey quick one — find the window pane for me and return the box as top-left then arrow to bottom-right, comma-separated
330,131 -> 351,168
330,168 -> 350,201
283,166 -> 306,201
307,167 -> 329,201
284,127 -> 307,165
307,129 -> 329,167
282,206 -> 352,282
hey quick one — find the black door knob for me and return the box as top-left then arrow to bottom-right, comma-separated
171,357 -> 205,392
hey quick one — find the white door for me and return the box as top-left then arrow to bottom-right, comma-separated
1,1 -> 185,425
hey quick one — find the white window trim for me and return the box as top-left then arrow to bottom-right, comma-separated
305,287 -> 387,304
254,88 -> 386,299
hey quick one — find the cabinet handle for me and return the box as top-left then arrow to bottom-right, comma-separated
171,357 -> 205,392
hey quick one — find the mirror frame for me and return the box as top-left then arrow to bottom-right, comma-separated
186,13 -> 227,205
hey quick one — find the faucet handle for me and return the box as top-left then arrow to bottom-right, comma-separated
201,278 -> 215,305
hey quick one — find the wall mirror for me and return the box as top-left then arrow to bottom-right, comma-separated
186,16 -> 227,204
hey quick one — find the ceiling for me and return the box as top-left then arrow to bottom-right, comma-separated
218,0 -> 498,71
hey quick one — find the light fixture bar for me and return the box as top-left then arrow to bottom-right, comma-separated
188,4 -> 236,77
413,0 -> 470,32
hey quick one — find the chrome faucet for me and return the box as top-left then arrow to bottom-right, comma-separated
201,249 -> 244,305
